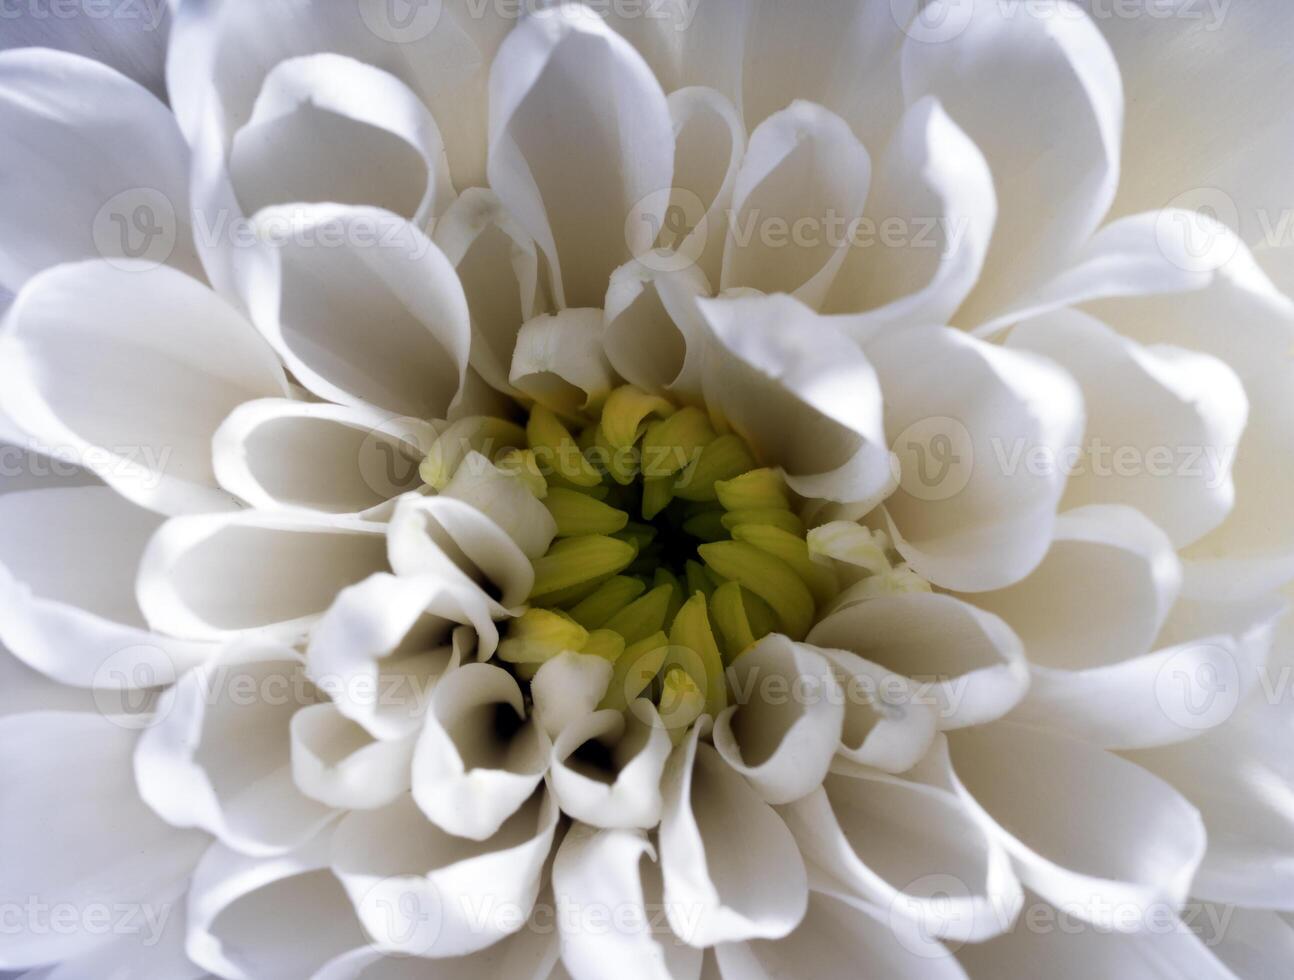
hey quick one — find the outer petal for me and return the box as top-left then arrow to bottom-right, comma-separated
137,509 -> 388,643
0,486 -> 212,687
331,790 -> 559,958
134,644 -> 336,857
0,49 -> 199,291
945,724 -> 1206,928
487,6 -> 674,308
808,592 -> 1029,730
825,96 -> 995,327
866,325 -> 1085,591
699,293 -> 896,507
247,205 -> 471,419
658,721 -> 808,945
186,833 -> 367,980
0,711 -> 207,968
552,825 -> 702,980
902,0 -> 1122,323
782,770 -> 1021,945
0,260 -> 288,515
720,101 -> 870,308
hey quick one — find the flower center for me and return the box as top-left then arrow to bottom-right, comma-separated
418,385 -> 924,734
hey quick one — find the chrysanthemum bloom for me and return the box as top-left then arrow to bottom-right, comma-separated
2,0 -> 1293,976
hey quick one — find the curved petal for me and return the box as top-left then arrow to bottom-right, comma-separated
699,293 -> 896,507
0,711 -> 207,968
411,662 -> 551,841
1124,692 -> 1294,910
229,54 -> 454,228
0,486 -> 213,687
902,0 -> 1122,323
248,205 -> 470,418
715,891 -> 969,980
1008,310 -> 1248,548
487,5 -> 674,308
510,309 -> 616,418
712,635 -> 844,804
808,592 -> 1029,730
0,260 -> 288,515
213,398 -> 439,516
1,8 -> 168,96
553,825 -> 702,980
1197,905 -> 1294,979
531,651 -> 614,742
291,702 -> 416,811
307,571 -> 495,741
433,187 -> 544,395
311,922 -> 558,980
604,258 -> 712,404
549,704 -> 673,830
659,721 -> 808,945
186,833 -> 367,980
720,101 -> 871,308
866,325 -> 1084,591
440,451 -> 557,560
0,49 -> 199,292
781,770 -> 1020,945
946,723 -> 1206,928
825,96 -> 995,328
387,494 -> 532,612
135,644 -> 336,856
331,789 -> 559,958
137,509 -> 388,643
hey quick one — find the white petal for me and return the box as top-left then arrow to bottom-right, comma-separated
291,702 -> 416,811
1196,905 -> 1294,980
441,451 -> 558,560
0,641 -> 97,717
866,325 -> 1084,591
659,721 -> 808,945
2,9 -> 168,96
0,49 -> 199,291
715,892 -> 969,980
816,645 -> 939,774
229,54 -> 454,228
1124,692 -> 1294,909
488,6 -> 674,307
0,711 -> 207,968
1008,310 -> 1248,548
946,723 -> 1206,927
665,85 -> 746,288
186,833 -> 367,980
249,205 -> 470,418
213,398 -> 439,516
712,635 -> 843,804
808,593 -> 1029,730
411,662 -> 550,841
387,494 -> 532,612
720,101 -> 870,308
26,896 -> 204,980
433,188 -> 544,395
135,644 -> 336,856
0,261 -> 288,514
824,96 -> 995,327
510,309 -> 617,418
0,486 -> 212,687
311,925 -> 559,980
549,704 -> 673,831
902,0 -> 1122,323
137,510 -> 388,643
331,789 -> 559,958
699,293 -> 896,507
781,770 -> 1020,944
956,901 -> 1236,980
604,257 -> 712,404
307,571 -> 495,741
553,825 -> 702,980
531,651 -> 614,741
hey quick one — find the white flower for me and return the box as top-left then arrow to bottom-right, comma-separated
1,1 -> 1293,977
